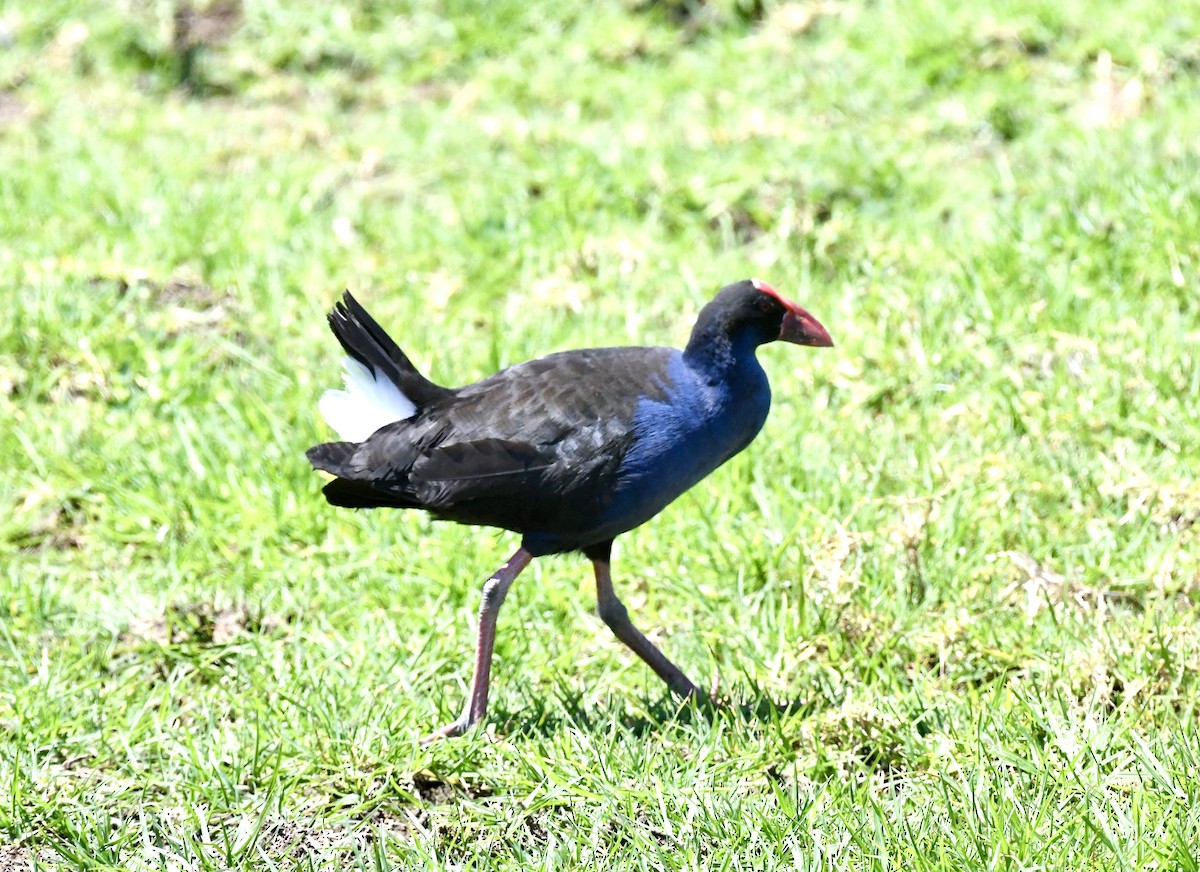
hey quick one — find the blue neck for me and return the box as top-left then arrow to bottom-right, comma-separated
683,324 -> 765,385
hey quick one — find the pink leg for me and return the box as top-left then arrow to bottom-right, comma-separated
420,547 -> 533,744
593,558 -> 699,699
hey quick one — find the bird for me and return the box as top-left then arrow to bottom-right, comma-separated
306,278 -> 833,742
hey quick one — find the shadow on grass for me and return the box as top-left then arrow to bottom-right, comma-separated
491,686 -> 821,740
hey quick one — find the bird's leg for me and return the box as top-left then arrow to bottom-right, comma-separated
592,557 -> 699,699
420,547 -> 534,744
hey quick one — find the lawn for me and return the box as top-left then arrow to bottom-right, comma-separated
2,0 -> 1199,868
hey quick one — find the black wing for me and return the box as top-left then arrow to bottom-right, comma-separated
310,346 -> 675,535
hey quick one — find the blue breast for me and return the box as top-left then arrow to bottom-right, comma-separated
600,351 -> 771,536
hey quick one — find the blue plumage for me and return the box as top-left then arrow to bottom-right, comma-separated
606,351 -> 771,527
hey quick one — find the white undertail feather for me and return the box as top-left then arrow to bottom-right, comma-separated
318,357 -> 416,442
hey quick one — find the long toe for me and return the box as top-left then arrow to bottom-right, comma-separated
418,717 -> 471,746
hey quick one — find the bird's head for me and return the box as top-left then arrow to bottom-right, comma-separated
688,278 -> 833,355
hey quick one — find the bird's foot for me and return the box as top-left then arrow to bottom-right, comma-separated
418,716 -> 472,746
701,690 -> 731,710
689,687 -> 727,710
676,680 -> 730,714
669,675 -> 702,701
705,674 -> 730,708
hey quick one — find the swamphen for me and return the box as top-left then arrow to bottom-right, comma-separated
306,279 -> 833,742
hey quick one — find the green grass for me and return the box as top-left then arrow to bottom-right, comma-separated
2,0 -> 1199,867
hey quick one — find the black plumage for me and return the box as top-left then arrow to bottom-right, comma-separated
306,279 -> 832,741
310,345 -> 674,549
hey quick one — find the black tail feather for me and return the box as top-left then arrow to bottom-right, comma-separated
308,441 -> 421,509
328,292 -> 453,408
321,477 -> 420,510
306,441 -> 358,477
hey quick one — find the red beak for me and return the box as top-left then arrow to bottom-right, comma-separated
750,279 -> 834,348
779,305 -> 834,347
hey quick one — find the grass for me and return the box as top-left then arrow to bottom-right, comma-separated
1,0 -> 1199,867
